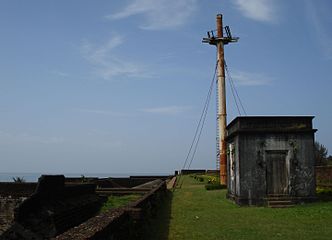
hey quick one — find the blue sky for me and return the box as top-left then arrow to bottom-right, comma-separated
0,0 -> 331,175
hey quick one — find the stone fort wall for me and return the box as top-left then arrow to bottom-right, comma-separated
0,183 -> 36,235
316,166 -> 332,188
55,180 -> 168,240
1,175 -> 171,239
1,176 -> 103,239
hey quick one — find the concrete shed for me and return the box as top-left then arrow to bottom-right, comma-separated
226,116 -> 317,206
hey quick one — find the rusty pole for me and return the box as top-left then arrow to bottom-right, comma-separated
216,14 -> 227,185
203,14 -> 238,185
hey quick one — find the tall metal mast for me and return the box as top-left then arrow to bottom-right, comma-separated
203,14 -> 238,185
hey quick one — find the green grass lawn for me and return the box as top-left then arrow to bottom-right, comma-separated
167,175 -> 332,240
100,194 -> 142,213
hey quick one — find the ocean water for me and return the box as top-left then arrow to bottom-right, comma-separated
0,172 -> 171,182
0,172 -> 127,182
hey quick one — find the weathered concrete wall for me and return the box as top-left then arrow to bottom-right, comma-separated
55,180 -> 168,240
236,133 -> 315,204
226,116 -> 317,206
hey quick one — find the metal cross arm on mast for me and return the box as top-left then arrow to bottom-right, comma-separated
202,28 -> 239,46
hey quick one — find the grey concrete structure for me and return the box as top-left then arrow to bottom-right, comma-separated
226,116 -> 317,206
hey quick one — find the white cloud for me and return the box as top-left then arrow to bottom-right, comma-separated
52,70 -> 69,77
81,34 -> 152,80
140,106 -> 191,115
305,1 -> 332,60
82,35 -> 123,64
233,0 -> 277,23
107,0 -> 198,30
230,70 -> 272,86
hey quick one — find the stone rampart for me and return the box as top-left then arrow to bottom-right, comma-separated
1,175 -> 103,239
181,169 -> 206,175
0,183 -> 37,198
0,183 -> 37,235
97,177 -> 169,188
65,176 -> 170,188
0,197 -> 25,235
316,166 -> 332,188
55,180 -> 167,240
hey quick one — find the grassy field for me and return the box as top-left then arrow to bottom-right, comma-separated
165,175 -> 332,240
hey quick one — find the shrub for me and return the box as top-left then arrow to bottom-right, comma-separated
205,184 -> 227,191
207,177 -> 217,184
317,188 -> 332,195
316,187 -> 332,201
192,175 -> 205,182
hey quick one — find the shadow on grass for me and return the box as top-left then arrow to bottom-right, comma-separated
141,190 -> 173,240
316,187 -> 332,202
317,194 -> 332,202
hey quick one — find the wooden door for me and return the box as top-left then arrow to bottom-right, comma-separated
266,151 -> 288,195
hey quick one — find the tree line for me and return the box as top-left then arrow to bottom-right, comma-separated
315,141 -> 332,166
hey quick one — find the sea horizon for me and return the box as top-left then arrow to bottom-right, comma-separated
0,171 -> 173,182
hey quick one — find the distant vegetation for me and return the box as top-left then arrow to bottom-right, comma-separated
189,174 -> 226,191
315,141 -> 332,166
